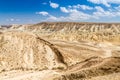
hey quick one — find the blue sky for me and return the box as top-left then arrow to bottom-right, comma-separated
0,0 -> 120,24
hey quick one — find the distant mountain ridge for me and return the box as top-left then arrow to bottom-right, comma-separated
1,22 -> 120,33
1,22 -> 120,43
24,22 -> 120,33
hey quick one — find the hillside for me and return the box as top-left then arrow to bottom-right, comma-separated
3,22 -> 120,44
0,22 -> 120,80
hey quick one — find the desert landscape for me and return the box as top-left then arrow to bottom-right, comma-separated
0,22 -> 120,80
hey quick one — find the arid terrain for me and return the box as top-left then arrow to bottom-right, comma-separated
0,22 -> 120,80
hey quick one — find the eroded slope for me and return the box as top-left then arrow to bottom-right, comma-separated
0,31 -> 66,72
0,22 -> 120,80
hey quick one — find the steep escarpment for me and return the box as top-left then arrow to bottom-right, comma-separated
0,31 -> 66,72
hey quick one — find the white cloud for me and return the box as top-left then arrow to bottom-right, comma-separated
59,5 -> 93,21
93,6 -> 116,19
45,9 -> 91,21
36,11 -> 49,16
79,5 -> 93,10
88,0 -> 120,7
95,6 -> 104,12
60,5 -> 93,13
72,4 -> 93,10
38,4 -> 120,22
60,7 -> 69,13
67,10 -> 91,20
36,11 -> 58,21
49,1 -> 59,8
44,5 -> 120,22
60,7 -> 78,13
